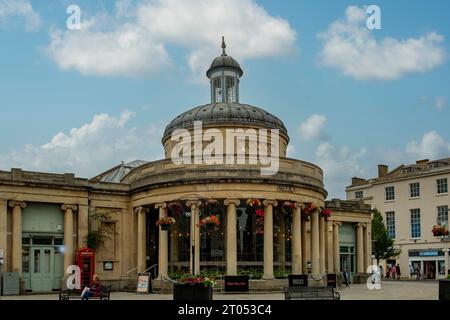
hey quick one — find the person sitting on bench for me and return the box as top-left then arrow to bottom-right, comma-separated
81,274 -> 102,300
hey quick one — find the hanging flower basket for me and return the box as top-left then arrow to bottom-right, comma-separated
432,224 -> 449,237
320,208 -> 332,219
255,208 -> 264,235
200,215 -> 221,229
247,198 -> 262,207
156,217 -> 176,230
302,203 -> 317,217
167,202 -> 184,216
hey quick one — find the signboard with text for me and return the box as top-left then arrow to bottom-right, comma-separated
225,276 -> 249,292
137,273 -> 152,294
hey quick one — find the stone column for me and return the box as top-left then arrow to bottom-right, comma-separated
9,201 -> 26,273
156,203 -> 168,279
187,201 -> 201,275
326,220 -> 334,273
319,215 -> 326,274
135,206 -> 147,272
301,213 -> 309,274
364,223 -> 372,271
291,203 -> 302,274
77,204 -> 89,249
0,200 -> 7,271
310,209 -> 320,275
278,207 -> 286,272
224,199 -> 240,276
333,222 -> 341,273
356,223 -> 364,273
444,249 -> 449,278
61,204 -> 77,273
262,200 -> 278,279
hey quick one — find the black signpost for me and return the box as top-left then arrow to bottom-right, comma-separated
225,276 -> 250,292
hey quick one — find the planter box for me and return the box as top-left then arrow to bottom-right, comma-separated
173,283 -> 213,300
439,279 -> 450,301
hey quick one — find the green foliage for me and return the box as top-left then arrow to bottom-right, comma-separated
372,209 -> 401,263
87,209 -> 114,250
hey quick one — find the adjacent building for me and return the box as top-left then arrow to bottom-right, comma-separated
346,159 -> 450,279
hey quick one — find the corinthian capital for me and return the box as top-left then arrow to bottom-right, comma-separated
134,206 -> 148,214
186,200 -> 202,208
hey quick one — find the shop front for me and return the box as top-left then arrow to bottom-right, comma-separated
409,249 -> 447,280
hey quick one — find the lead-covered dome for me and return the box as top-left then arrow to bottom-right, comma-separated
162,102 -> 288,141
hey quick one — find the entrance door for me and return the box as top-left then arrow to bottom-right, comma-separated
30,247 -> 54,292
424,261 -> 437,279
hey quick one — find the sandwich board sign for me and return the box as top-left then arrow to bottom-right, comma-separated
137,273 -> 152,294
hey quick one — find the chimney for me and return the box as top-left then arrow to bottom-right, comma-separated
416,159 -> 429,167
351,177 -> 366,185
378,164 -> 388,178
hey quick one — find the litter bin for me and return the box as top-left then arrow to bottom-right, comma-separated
439,279 -> 450,301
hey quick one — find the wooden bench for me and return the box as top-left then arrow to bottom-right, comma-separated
59,285 -> 112,301
284,286 -> 340,300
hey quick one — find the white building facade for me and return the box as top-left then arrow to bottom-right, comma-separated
346,159 -> 450,280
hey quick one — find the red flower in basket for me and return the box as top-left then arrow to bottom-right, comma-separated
200,215 -> 221,226
432,224 -> 449,237
155,216 -> 176,226
302,203 -> 317,216
320,208 -> 332,219
247,198 -> 262,207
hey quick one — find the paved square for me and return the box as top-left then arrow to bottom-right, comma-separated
0,281 -> 439,300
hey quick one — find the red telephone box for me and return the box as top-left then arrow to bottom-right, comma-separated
75,248 -> 96,288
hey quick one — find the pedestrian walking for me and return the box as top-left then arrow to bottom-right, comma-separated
343,269 -> 350,287
391,264 -> 397,280
379,265 -> 384,279
396,264 -> 401,280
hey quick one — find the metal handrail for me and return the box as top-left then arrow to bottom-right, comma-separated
126,265 -> 140,275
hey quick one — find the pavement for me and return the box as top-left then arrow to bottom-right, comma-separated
0,280 -> 439,300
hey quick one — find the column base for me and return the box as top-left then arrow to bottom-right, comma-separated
353,273 -> 370,284
308,273 -> 327,287
262,275 -> 274,280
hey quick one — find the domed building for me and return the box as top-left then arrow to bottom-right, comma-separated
0,39 -> 372,293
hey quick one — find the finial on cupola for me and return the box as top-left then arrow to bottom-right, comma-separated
221,36 -> 227,56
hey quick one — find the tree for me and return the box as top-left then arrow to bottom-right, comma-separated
371,209 -> 401,264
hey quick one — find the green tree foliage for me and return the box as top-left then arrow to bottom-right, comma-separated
372,209 -> 401,264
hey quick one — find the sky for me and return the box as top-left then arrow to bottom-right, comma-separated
0,0 -> 449,199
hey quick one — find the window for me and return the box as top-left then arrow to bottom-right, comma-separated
410,209 -> 421,238
213,77 -> 222,102
437,205 -> 448,225
437,178 -> 448,194
355,191 -> 363,199
385,186 -> 395,201
410,182 -> 420,198
386,212 -> 396,239
225,76 -> 236,102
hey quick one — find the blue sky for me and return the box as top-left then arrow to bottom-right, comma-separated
0,0 -> 449,199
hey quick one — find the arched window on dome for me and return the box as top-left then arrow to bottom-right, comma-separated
212,77 -> 222,103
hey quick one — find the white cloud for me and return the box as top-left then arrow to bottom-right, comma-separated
406,130 -> 450,159
0,0 -> 42,31
435,97 -> 446,111
315,142 -> 367,199
0,110 -> 165,177
298,114 -> 327,141
317,5 -> 446,80
45,0 -> 296,78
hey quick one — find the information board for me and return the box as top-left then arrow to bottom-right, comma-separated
137,273 -> 152,294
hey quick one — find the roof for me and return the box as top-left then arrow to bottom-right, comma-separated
206,54 -> 243,78
94,160 -> 148,183
162,102 -> 288,141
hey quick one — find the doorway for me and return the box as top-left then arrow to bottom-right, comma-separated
423,261 -> 437,279
146,209 -> 159,278
30,246 -> 54,292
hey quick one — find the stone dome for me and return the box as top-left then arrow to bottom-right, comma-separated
162,102 -> 288,141
206,55 -> 243,78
